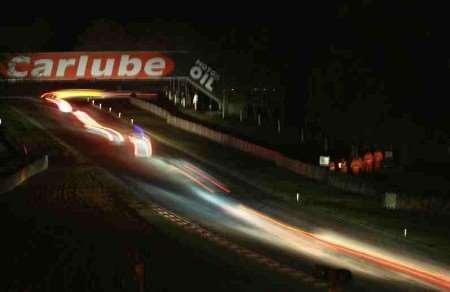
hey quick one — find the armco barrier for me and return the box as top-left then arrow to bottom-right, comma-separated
394,193 -> 450,213
130,98 -> 387,196
131,98 -> 169,119
0,155 -> 49,194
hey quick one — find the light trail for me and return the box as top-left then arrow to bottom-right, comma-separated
45,98 -> 73,113
39,89 -> 450,290
181,163 -> 231,193
41,89 -> 106,99
121,161 -> 450,291
238,206 -> 450,291
171,165 -> 215,193
129,134 -> 152,158
72,110 -> 124,143
40,89 -> 157,100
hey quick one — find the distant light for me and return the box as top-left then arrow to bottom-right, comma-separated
385,150 -> 393,159
319,156 -> 330,166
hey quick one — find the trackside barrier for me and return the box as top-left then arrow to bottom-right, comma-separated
129,98 -> 389,198
128,98 -> 450,212
131,98 -> 170,119
0,155 -> 49,194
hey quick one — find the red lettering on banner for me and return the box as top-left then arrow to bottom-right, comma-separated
0,52 -> 175,80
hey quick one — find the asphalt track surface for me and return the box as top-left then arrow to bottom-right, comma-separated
12,97 -> 450,292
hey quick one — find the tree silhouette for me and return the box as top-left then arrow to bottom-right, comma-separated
76,19 -> 134,50
0,18 -> 52,52
306,47 -> 394,152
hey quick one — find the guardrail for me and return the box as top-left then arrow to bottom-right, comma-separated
128,98 -> 450,212
0,154 -> 48,194
129,98 -> 382,195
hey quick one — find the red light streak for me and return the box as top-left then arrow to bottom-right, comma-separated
241,206 -> 450,290
182,163 -> 231,193
172,166 -> 215,193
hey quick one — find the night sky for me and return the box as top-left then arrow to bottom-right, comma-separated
0,3 -> 448,131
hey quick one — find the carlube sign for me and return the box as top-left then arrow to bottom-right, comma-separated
0,52 -> 175,80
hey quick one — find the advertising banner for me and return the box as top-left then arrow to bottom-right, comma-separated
0,51 -> 223,104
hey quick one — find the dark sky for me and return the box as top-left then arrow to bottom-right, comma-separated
1,3 -> 448,130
